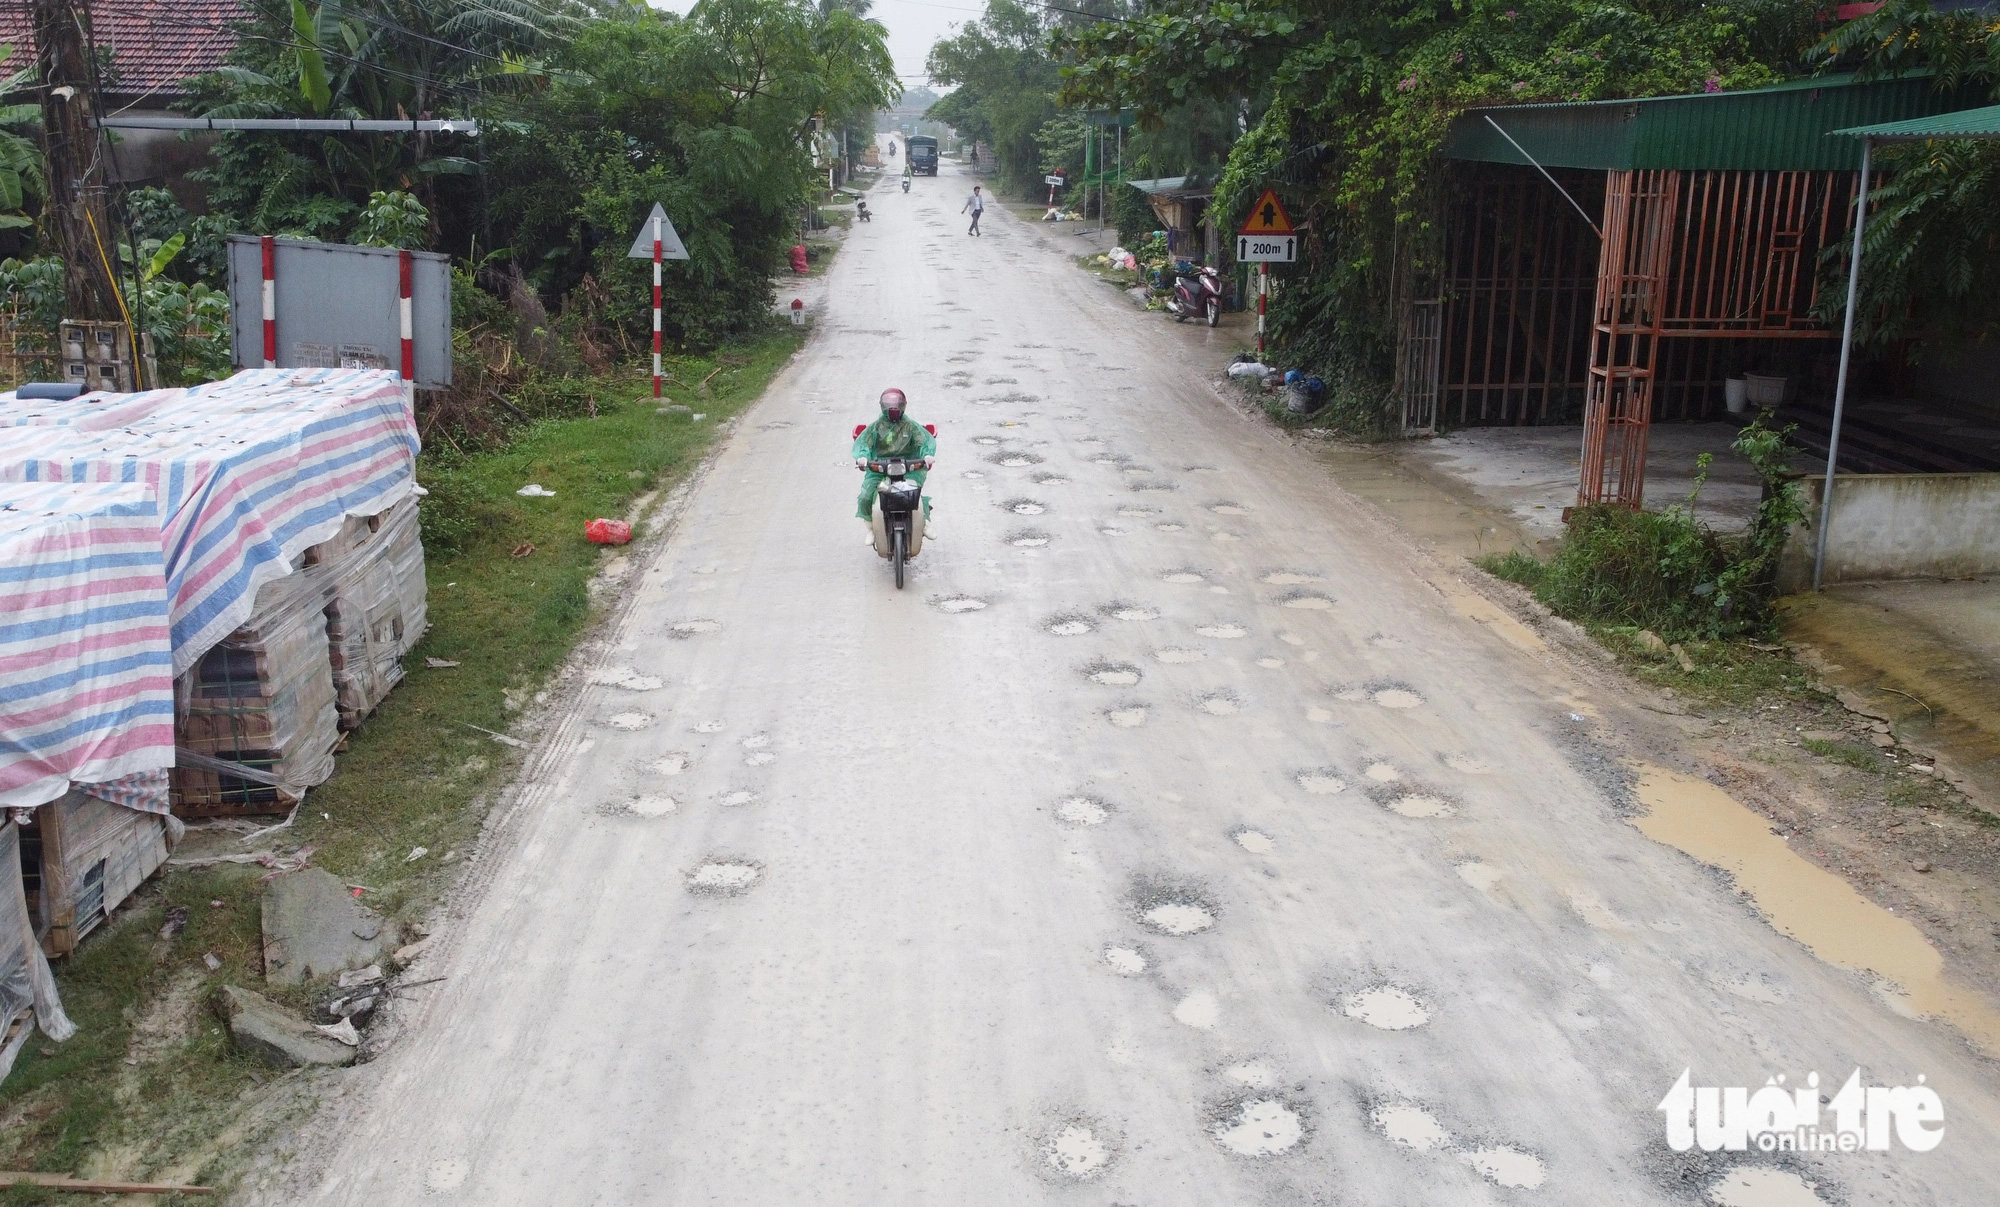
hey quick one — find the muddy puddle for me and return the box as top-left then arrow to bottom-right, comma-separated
1631,764 -> 2000,1055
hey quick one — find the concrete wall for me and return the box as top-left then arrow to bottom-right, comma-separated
1779,472 -> 2000,591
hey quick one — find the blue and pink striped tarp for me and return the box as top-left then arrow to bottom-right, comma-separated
0,482 -> 174,811
0,369 -> 419,676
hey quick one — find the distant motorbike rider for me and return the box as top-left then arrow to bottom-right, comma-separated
853,388 -> 935,540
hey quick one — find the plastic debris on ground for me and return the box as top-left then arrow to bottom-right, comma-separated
585,518 -> 633,546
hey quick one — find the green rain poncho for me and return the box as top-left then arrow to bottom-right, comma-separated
853,414 -> 936,519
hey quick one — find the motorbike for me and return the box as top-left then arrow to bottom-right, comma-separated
901,176 -> 911,193
1165,260 -> 1223,327
854,424 -> 936,589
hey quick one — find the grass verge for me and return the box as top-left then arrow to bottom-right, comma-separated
0,331 -> 802,1198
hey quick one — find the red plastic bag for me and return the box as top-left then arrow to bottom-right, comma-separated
790,244 -> 810,274
585,518 -> 632,546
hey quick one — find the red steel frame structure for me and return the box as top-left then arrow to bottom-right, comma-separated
1577,167 -> 1855,507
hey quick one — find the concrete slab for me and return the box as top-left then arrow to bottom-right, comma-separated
215,984 -> 356,1068
1405,422 -> 1809,542
261,868 -> 396,986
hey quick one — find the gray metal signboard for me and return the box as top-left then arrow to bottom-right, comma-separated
226,236 -> 453,387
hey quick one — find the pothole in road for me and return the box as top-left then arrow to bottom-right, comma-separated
1364,762 -> 1401,783
1119,465 -> 1155,476
1371,682 -> 1426,709
992,452 -> 1043,468
1090,454 -> 1130,466
1174,989 -> 1221,1029
1085,661 -> 1142,687
1195,622 -> 1248,639
1373,1103 -> 1450,1152
694,719 -> 725,733
1196,691 -> 1241,715
1102,602 -> 1159,621
1255,656 -> 1285,669
1209,1098 -> 1306,1157
605,711 -> 655,731
1129,481 -> 1177,493
1105,704 -> 1147,728
1044,614 -> 1095,637
1103,945 -> 1147,975
1054,795 -> 1111,826
961,469 -> 985,480
971,435 -> 1001,446
1008,529 -> 1051,548
1155,647 -> 1205,664
669,619 -> 721,637
1210,502 -> 1250,516
686,858 -> 763,896
1444,753 -> 1494,773
627,794 -> 678,818
1132,876 -> 1218,936
1003,498 -> 1046,516
1378,789 -> 1456,819
931,594 -> 990,613
744,752 -> 776,767
1155,522 -> 1186,533
985,376 -> 1019,385
716,790 -> 759,808
741,733 -> 770,749
1232,827 -> 1275,854
1463,1147 -> 1549,1190
1278,592 -> 1335,611
1342,984 -> 1432,1030
1117,506 -> 1157,518
1296,769 -> 1346,795
1706,1167 -> 1828,1207
651,753 -> 692,776
1456,861 -> 1503,891
1098,525 -> 1128,536
1223,1061 -> 1276,1088
1160,569 -> 1206,584
1033,473 -> 1069,486
588,666 -> 663,691
1041,1122 -> 1112,1181
1261,570 -> 1324,586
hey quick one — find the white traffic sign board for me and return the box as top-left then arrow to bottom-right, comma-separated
1236,234 -> 1296,262
1044,175 -> 1066,186
625,202 -> 690,260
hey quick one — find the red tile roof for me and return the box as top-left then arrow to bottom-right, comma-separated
0,2 -> 246,103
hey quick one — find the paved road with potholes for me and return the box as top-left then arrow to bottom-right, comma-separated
275,161 -> 2000,1206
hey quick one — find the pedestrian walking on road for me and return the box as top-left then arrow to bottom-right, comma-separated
963,185 -> 984,237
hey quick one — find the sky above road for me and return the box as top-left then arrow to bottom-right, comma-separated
647,0 -> 965,90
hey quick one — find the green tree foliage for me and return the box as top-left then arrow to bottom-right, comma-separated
481,0 -> 896,349
1811,0 -> 2000,349
926,0 -> 1064,196
1059,0 -> 1819,422
0,47 -> 42,234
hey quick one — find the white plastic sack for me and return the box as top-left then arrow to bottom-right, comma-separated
1226,361 -> 1271,379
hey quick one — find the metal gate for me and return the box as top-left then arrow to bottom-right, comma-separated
1400,300 -> 1443,435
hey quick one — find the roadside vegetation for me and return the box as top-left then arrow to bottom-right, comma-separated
1,0 -> 888,1190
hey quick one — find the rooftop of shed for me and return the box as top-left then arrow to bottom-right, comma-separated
1442,73 -> 1987,172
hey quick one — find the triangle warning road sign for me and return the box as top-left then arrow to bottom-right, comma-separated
1239,189 -> 1295,237
626,202 -> 691,260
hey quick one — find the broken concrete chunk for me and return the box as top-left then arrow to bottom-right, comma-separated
215,985 -> 357,1068
262,869 -> 397,986
314,1018 -> 362,1047
393,937 -> 433,964
337,964 -> 384,989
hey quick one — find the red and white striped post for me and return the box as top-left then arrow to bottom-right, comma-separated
260,235 -> 277,368
1256,264 -> 1267,356
398,249 -> 416,411
651,215 -> 663,398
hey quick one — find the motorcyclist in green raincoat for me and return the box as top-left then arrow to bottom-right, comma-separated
853,388 -> 934,535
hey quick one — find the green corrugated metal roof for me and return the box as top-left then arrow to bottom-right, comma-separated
1441,73 -> 1987,170
1833,102 -> 2000,140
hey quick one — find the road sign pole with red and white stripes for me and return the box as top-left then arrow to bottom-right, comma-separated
398,249 -> 416,409
652,215 -> 663,398
260,235 -> 277,368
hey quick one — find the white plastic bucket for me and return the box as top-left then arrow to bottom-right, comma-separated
1724,378 -> 1749,414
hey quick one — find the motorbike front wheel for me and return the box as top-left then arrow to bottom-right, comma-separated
1206,296 -> 1220,327
892,526 -> 907,589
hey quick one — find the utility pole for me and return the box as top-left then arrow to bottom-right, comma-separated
34,0 -> 122,321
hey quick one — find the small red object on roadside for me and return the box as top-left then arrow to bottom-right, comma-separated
586,518 -> 633,546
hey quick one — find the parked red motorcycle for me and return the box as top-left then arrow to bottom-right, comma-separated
1165,260 -> 1223,327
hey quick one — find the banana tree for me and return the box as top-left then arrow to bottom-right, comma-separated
0,48 -> 43,231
